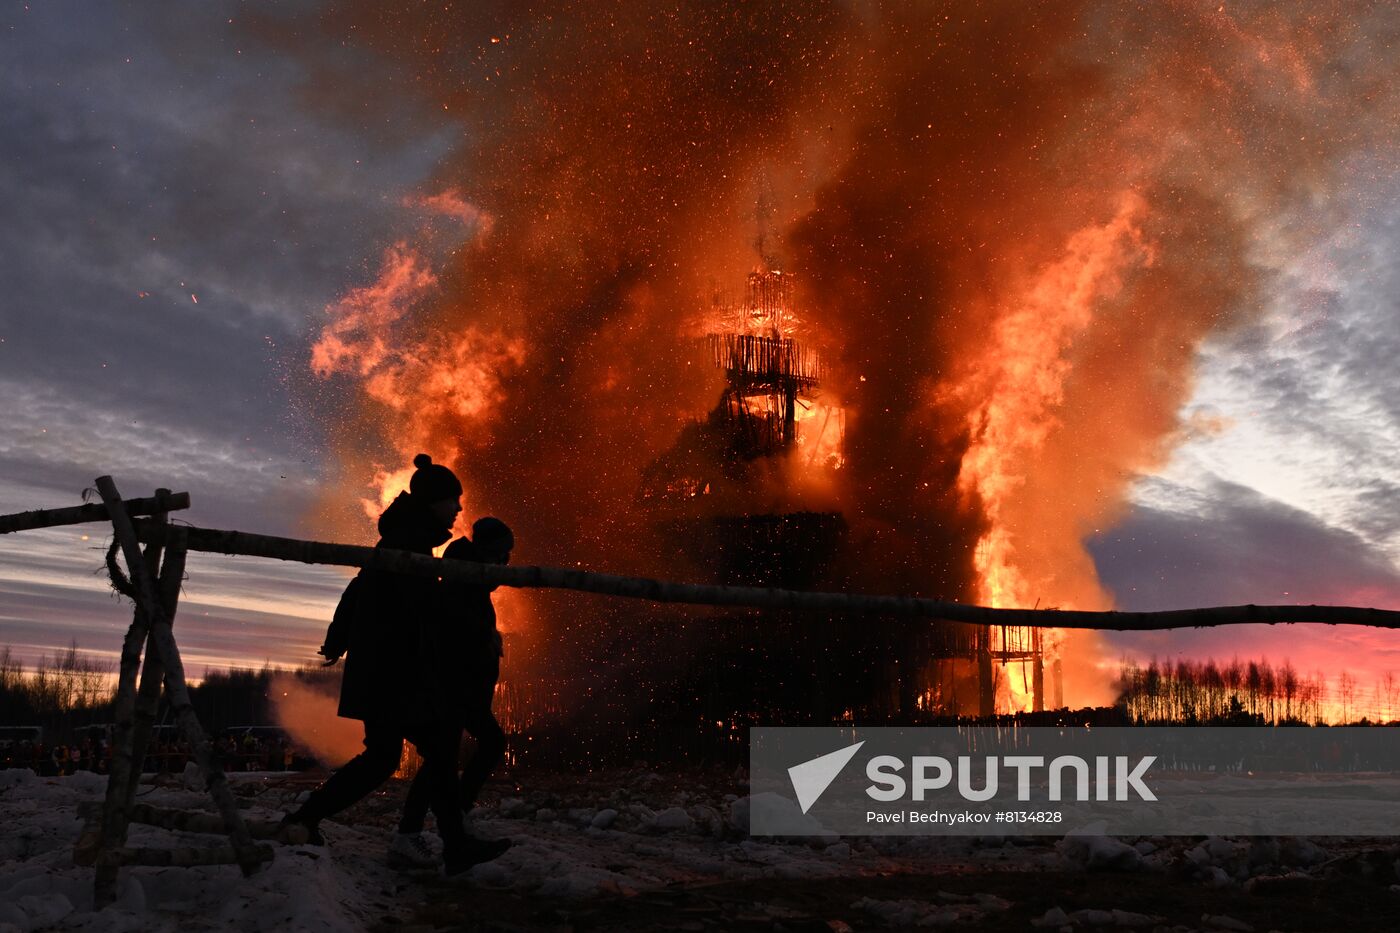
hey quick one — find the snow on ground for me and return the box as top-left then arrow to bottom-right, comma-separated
0,765 -> 972,932
0,764 -> 1040,931
0,767 -> 412,932
3,765 -> 1400,932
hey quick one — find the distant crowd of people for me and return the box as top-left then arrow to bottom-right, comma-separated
0,738 -> 109,776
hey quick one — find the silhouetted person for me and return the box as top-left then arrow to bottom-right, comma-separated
392,518 -> 513,867
282,454 -> 497,874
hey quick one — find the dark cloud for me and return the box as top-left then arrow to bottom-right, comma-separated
0,0 -> 453,504
1090,478 -> 1400,681
1163,171 -> 1400,562
1093,478 -> 1400,610
0,1 -> 451,666
1348,479 -> 1400,546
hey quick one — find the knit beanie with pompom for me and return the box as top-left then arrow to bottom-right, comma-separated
408,453 -> 463,501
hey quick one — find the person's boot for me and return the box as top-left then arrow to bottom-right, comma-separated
278,811 -> 325,846
387,832 -> 438,869
444,835 -> 512,876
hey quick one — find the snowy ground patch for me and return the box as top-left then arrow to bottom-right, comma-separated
6,764 -> 1400,931
0,768 -> 410,933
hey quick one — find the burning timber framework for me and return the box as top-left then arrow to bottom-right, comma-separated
3,480 -> 1399,904
707,333 -> 821,454
652,269 -> 1049,717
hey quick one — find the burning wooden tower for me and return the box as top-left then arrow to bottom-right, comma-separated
644,270 -> 1048,720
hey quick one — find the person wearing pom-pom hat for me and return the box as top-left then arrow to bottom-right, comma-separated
282,454 -> 504,873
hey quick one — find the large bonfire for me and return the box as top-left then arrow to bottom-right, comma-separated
300,1 -> 1399,719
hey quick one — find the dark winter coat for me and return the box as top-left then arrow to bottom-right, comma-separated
425,535 -> 504,724
333,492 -> 453,723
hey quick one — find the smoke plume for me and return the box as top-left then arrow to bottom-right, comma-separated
279,1 -> 1400,711
269,674 -> 363,767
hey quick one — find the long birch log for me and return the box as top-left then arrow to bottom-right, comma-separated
0,490 -> 189,534
77,802 -> 300,841
104,843 -> 275,868
125,510 -> 184,815
131,522 -> 1400,632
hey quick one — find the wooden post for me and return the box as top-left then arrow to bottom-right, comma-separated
90,482 -> 165,905
1032,628 -> 1045,713
1032,657 -> 1045,712
131,530 -> 266,876
978,646 -> 995,718
90,478 -> 265,903
3,490 -> 1398,631
124,502 -> 184,814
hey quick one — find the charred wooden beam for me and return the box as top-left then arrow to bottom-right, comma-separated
978,649 -> 995,717
132,520 -> 1400,632
0,490 -> 190,534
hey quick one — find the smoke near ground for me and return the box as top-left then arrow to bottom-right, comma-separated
281,2 -> 1400,713
269,674 -> 361,767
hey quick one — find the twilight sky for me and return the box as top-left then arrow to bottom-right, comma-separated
1,2 -> 1398,712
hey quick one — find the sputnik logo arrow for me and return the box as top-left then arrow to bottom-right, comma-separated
788,740 -> 865,814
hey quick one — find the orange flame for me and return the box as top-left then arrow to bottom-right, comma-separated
311,236 -> 526,532
954,192 -> 1180,710
955,191 -> 1151,613
287,1 -> 1400,721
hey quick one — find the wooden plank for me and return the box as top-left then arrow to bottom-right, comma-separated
132,520 -> 1400,632
0,490 -> 189,534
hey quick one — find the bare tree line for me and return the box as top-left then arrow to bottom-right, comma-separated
0,641 -> 113,717
1118,657 -> 1399,725
0,643 -> 335,740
